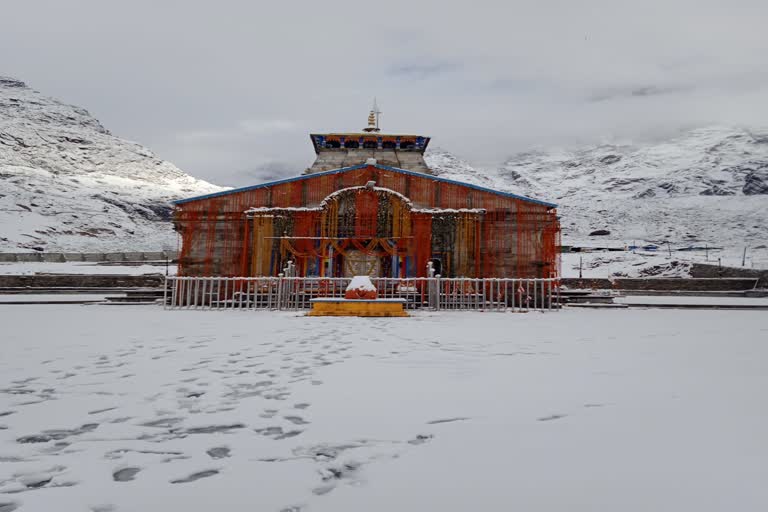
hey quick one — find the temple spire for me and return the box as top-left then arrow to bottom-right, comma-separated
363,98 -> 381,133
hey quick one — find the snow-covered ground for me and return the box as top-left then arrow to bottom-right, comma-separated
1,307 -> 766,511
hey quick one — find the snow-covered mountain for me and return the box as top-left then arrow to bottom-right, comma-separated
2,75 -> 765,264
0,77 -> 225,252
428,126 -> 768,250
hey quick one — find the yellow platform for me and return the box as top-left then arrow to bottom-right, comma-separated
308,298 -> 408,317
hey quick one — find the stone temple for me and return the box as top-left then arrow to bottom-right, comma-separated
173,106 -> 560,279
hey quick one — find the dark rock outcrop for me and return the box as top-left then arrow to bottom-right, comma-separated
743,169 -> 768,195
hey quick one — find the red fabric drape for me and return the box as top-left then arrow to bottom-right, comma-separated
355,190 -> 378,238
412,213 -> 432,277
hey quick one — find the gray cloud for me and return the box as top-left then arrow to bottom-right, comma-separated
589,85 -> 696,102
388,61 -> 462,79
2,0 -> 767,185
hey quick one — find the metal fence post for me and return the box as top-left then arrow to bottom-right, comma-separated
159,275 -> 561,313
277,273 -> 284,311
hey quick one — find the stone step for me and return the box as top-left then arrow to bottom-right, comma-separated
0,287 -> 145,294
566,303 -> 629,309
0,299 -> 105,305
104,296 -> 161,303
625,303 -> 768,310
563,295 -> 615,304
99,301 -> 161,306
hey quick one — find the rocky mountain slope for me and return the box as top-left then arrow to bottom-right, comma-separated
2,75 -> 764,267
0,77 -> 224,252
428,126 -> 768,251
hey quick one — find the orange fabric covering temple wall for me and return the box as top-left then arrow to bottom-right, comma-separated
173,165 -> 560,278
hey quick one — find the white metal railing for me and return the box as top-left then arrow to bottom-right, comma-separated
164,276 -> 560,312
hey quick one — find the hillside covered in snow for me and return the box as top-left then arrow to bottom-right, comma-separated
1,75 -> 765,266
428,126 -> 768,252
0,77 -> 224,252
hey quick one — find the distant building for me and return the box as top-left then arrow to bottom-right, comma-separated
173,107 -> 560,278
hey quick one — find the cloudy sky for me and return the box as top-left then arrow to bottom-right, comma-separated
3,0 -> 768,185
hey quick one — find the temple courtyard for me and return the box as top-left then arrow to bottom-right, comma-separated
1,307 -> 766,511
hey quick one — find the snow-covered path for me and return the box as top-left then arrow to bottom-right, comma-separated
1,307 -> 766,511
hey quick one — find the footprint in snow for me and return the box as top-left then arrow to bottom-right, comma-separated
16,423 -> 99,443
88,407 -> 117,415
537,414 -> 567,422
113,467 -> 141,482
408,434 -> 433,445
170,470 -> 219,484
255,426 -> 284,437
426,417 -> 469,425
206,447 -> 231,459
90,505 -> 116,512
174,424 -> 245,435
140,417 -> 184,428
275,430 -> 304,440
283,416 -> 309,425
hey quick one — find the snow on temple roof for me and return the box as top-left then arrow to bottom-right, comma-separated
319,185 -> 412,208
174,163 -> 557,209
244,185 -> 489,216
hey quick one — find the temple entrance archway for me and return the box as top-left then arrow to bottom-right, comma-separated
249,186 -> 415,278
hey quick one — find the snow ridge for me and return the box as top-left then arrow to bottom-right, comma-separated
0,77 -> 226,252
2,76 -> 765,257
427,127 -> 768,249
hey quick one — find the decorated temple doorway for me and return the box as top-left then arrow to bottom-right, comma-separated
342,250 -> 381,277
248,186 -> 420,278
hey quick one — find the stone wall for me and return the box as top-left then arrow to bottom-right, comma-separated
690,263 -> 768,287
613,277 -> 757,291
561,277 -> 758,291
0,251 -> 178,263
561,278 -> 613,289
0,274 -> 165,288
306,149 -> 431,174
